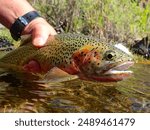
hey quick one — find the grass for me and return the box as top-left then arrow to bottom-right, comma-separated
30,0 -> 150,44
0,28 -> 13,41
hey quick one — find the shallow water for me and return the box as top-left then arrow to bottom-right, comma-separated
0,63 -> 150,113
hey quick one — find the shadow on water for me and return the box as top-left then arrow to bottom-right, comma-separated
0,63 -> 150,113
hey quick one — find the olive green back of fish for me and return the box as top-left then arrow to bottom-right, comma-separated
0,43 -> 38,72
35,33 -> 130,66
0,34 -> 104,71
0,33 -> 127,72
32,33 -> 111,68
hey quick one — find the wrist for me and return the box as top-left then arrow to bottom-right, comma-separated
0,0 -> 35,29
10,11 -> 41,41
23,17 -> 47,34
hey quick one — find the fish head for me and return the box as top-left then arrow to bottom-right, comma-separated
73,43 -> 134,82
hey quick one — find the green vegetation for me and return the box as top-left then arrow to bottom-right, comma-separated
31,0 -> 150,44
0,28 -> 14,42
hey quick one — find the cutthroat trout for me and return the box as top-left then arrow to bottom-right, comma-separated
0,33 -> 134,82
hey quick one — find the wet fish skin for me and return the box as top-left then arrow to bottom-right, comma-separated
0,33 -> 134,82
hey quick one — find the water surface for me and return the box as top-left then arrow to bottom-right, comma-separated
0,63 -> 150,112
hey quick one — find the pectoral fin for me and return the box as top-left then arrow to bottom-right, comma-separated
37,67 -> 78,83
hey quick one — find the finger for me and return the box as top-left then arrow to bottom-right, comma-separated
32,24 -> 57,47
32,26 -> 49,47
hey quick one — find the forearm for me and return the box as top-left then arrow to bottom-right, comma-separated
0,0 -> 35,29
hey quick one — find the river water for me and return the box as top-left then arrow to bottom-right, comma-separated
0,63 -> 150,112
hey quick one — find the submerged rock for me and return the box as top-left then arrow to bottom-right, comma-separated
0,37 -> 14,51
130,36 -> 150,59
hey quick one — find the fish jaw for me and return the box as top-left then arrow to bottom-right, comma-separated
79,61 -> 134,82
103,61 -> 134,75
88,72 -> 133,82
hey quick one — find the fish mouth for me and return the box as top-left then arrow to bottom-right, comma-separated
91,61 -> 134,82
104,61 -> 134,75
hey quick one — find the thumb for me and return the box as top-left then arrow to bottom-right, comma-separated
32,27 -> 48,47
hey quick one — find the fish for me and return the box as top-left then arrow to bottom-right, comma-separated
0,33 -> 134,82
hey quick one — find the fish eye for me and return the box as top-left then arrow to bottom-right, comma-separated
104,50 -> 116,61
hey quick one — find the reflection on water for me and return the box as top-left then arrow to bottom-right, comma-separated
0,63 -> 150,113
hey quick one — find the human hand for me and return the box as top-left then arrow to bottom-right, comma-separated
23,17 -> 57,47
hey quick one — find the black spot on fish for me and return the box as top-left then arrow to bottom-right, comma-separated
77,59 -> 80,62
81,51 -> 84,55
65,60 -> 68,63
74,56 -> 78,60
94,51 -> 97,57
91,48 -> 95,51
74,44 -> 77,47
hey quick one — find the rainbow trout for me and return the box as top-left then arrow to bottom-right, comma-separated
0,33 -> 134,82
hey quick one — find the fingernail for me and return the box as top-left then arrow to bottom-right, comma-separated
33,37 -> 46,47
